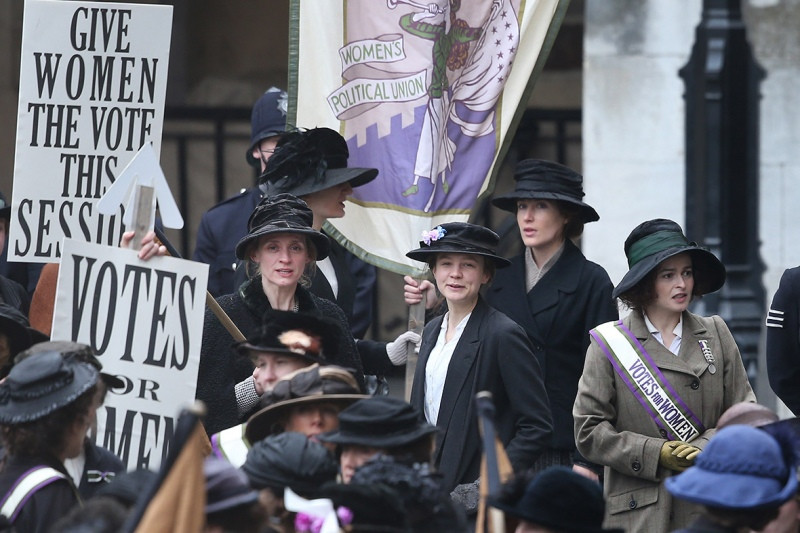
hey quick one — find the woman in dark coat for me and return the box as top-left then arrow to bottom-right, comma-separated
0,349 -> 99,533
406,222 -> 552,509
197,194 -> 364,435
484,160 -> 618,475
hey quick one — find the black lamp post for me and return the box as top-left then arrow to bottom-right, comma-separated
680,0 -> 765,381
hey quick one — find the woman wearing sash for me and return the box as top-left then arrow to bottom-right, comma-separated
573,218 -> 755,532
406,222 -> 552,513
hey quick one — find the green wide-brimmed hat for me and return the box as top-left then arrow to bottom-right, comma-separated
612,218 -> 726,300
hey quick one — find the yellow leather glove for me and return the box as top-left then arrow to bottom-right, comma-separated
659,441 -> 701,472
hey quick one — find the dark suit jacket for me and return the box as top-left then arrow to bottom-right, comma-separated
309,238 -> 375,339
193,187 -> 262,298
767,266 -> 800,414
410,298 -> 552,491
485,240 -> 617,451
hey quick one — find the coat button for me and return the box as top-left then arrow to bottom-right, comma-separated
659,429 -> 668,438
690,380 -> 700,390
629,499 -> 637,509
631,461 -> 641,472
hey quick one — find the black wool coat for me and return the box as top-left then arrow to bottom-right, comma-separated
410,297 -> 553,492
196,277 -> 364,435
0,455 -> 79,533
767,266 -> 800,414
484,239 -> 617,451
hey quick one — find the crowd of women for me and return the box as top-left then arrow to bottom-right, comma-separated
0,118 -> 794,532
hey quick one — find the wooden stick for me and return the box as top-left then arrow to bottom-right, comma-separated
153,226 -> 246,343
404,275 -> 427,402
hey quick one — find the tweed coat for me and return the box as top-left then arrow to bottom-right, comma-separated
410,297 -> 553,492
573,310 -> 755,533
485,239 -> 617,452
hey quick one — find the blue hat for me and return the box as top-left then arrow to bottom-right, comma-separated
665,425 -> 798,510
246,87 -> 288,167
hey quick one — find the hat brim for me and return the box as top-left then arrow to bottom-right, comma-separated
0,363 -> 97,424
406,246 -> 511,268
491,191 -> 600,223
317,424 -> 438,448
234,226 -> 330,261
245,394 -> 367,444
100,372 -> 126,390
265,167 -> 378,198
665,467 -> 798,510
612,246 -> 726,300
234,341 -> 323,365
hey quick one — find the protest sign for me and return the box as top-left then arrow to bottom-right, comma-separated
51,238 -> 208,471
10,0 -> 172,263
291,0 -> 566,275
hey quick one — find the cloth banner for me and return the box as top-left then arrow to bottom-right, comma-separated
291,0 -> 567,275
51,238 -> 208,471
9,0 -> 172,263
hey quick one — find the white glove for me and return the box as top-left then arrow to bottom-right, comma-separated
386,330 -> 421,365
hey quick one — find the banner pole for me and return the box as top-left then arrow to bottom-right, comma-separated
404,276 -> 427,402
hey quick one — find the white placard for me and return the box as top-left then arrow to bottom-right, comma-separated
52,239 -> 208,471
10,0 -> 172,263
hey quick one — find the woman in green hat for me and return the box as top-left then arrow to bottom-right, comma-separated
573,218 -> 755,533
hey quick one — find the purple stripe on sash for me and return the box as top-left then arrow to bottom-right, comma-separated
0,466 -> 42,510
590,327 -> 671,438
616,321 -> 706,433
10,476 -> 66,522
210,433 -> 223,460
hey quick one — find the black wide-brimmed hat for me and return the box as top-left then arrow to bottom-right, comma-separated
246,87 -> 288,167
234,193 -> 330,260
491,159 -> 600,223
260,127 -> 378,197
245,364 -> 366,443
0,350 -> 98,425
406,222 -> 510,268
490,466 -> 622,533
612,218 -> 726,300
235,309 -> 341,365
318,396 -> 437,449
16,340 -> 125,390
242,431 -> 338,494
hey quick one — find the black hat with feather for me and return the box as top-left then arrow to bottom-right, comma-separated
259,128 -> 378,197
